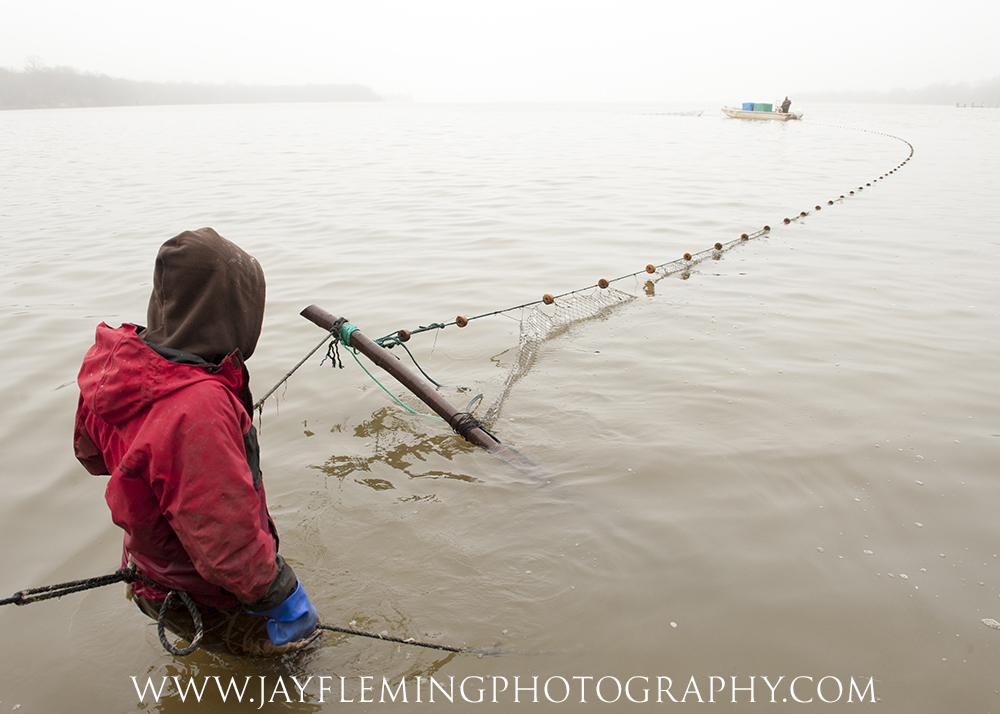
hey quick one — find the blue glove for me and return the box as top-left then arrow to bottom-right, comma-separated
249,580 -> 318,646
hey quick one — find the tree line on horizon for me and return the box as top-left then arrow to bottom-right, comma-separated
796,75 -> 1000,106
3,64 -> 998,109
0,65 -> 383,110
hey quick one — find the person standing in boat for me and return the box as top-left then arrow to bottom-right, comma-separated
780,96 -> 792,113
74,227 -> 318,656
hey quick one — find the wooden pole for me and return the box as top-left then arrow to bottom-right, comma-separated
300,305 -> 541,474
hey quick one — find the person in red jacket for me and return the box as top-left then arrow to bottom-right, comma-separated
74,228 -> 317,656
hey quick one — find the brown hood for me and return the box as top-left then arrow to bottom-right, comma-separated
140,228 -> 265,361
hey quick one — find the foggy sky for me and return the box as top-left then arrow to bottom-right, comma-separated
3,0 -> 997,102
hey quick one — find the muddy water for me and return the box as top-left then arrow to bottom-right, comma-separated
1,102 -> 998,711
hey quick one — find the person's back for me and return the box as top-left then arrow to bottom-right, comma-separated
74,228 -> 318,656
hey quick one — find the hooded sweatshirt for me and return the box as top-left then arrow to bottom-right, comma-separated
74,229 -> 292,608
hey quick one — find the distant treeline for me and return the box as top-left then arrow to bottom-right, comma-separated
0,65 -> 382,110
797,75 -> 1000,105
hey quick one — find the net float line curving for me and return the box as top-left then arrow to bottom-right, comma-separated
255,124 -> 914,431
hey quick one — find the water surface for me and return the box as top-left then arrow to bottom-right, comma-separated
1,102 -> 998,711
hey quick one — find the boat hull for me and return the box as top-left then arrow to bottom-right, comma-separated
721,106 -> 803,121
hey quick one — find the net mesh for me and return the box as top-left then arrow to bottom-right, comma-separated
260,125 -> 915,446
478,238 -> 740,427
262,126 -> 916,441
481,285 -> 637,428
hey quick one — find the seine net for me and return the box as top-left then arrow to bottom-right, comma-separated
480,285 -> 638,428
476,237 -> 755,427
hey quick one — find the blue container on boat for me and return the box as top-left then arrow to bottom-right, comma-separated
742,102 -> 755,111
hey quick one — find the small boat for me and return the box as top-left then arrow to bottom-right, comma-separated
722,106 -> 803,121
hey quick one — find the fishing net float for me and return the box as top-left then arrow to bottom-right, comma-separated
378,130 -> 915,428
262,126 -> 914,448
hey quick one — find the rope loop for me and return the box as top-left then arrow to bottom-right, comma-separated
375,334 -> 402,349
157,590 -> 204,657
449,412 -> 498,443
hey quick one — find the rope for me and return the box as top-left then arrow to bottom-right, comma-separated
254,331 -> 336,412
448,412 -> 498,443
243,125 -> 913,436
157,590 -> 204,656
1,568 -> 494,657
0,564 -> 162,606
317,623 -> 501,655
352,336 -> 492,433
0,564 -> 207,656
383,339 -> 446,388
254,318 -> 360,414
370,127 -> 914,347
353,352 -> 442,420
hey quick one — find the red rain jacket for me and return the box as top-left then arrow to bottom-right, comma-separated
74,323 -> 278,608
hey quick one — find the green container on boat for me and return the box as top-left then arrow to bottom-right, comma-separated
753,103 -> 773,112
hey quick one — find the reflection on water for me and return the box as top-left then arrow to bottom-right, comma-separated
313,407 -> 482,489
